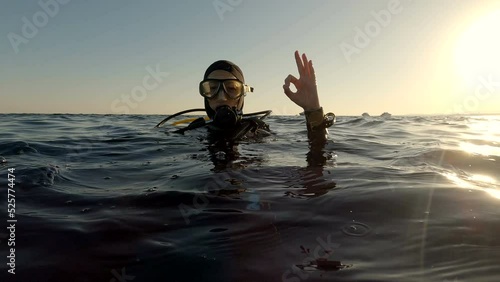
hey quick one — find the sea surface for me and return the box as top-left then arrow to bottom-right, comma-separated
1,113 -> 500,282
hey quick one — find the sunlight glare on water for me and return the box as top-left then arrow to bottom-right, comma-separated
460,142 -> 500,157
442,172 -> 500,200
462,117 -> 500,144
458,117 -> 500,157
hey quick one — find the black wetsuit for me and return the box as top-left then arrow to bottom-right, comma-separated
206,117 -> 272,141
200,115 -> 329,168
203,115 -> 328,143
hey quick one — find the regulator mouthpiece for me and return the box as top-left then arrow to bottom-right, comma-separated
213,105 -> 242,128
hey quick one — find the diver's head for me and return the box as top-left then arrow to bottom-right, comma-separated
200,60 -> 253,127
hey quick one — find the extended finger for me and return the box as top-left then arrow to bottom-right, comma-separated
302,53 -> 310,76
294,50 -> 304,77
309,60 -> 316,83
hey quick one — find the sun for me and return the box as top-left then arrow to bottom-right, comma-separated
454,9 -> 500,86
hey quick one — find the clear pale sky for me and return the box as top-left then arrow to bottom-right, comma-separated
1,0 -> 499,115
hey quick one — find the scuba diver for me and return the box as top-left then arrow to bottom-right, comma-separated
156,51 -> 335,149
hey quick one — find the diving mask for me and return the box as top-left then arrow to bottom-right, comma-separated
199,79 -> 253,100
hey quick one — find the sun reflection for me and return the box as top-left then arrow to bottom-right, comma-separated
468,117 -> 500,131
443,172 -> 474,189
469,174 -> 497,184
442,172 -> 500,200
459,142 -> 500,157
484,188 -> 500,200
465,118 -> 500,143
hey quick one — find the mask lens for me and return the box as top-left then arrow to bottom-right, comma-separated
199,80 -> 245,99
200,80 -> 221,98
223,80 -> 243,98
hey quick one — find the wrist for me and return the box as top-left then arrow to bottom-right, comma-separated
303,105 -> 321,112
304,107 -> 324,128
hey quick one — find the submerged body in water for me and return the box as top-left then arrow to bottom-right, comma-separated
1,114 -> 500,282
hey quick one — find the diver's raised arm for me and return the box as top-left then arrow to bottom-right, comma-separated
283,51 -> 331,145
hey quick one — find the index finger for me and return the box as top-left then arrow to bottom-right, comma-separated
294,50 -> 305,77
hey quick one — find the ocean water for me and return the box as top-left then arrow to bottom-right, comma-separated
1,113 -> 499,282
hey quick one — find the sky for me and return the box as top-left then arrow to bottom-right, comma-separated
1,0 -> 500,116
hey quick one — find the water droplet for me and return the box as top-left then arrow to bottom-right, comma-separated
341,222 -> 371,237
